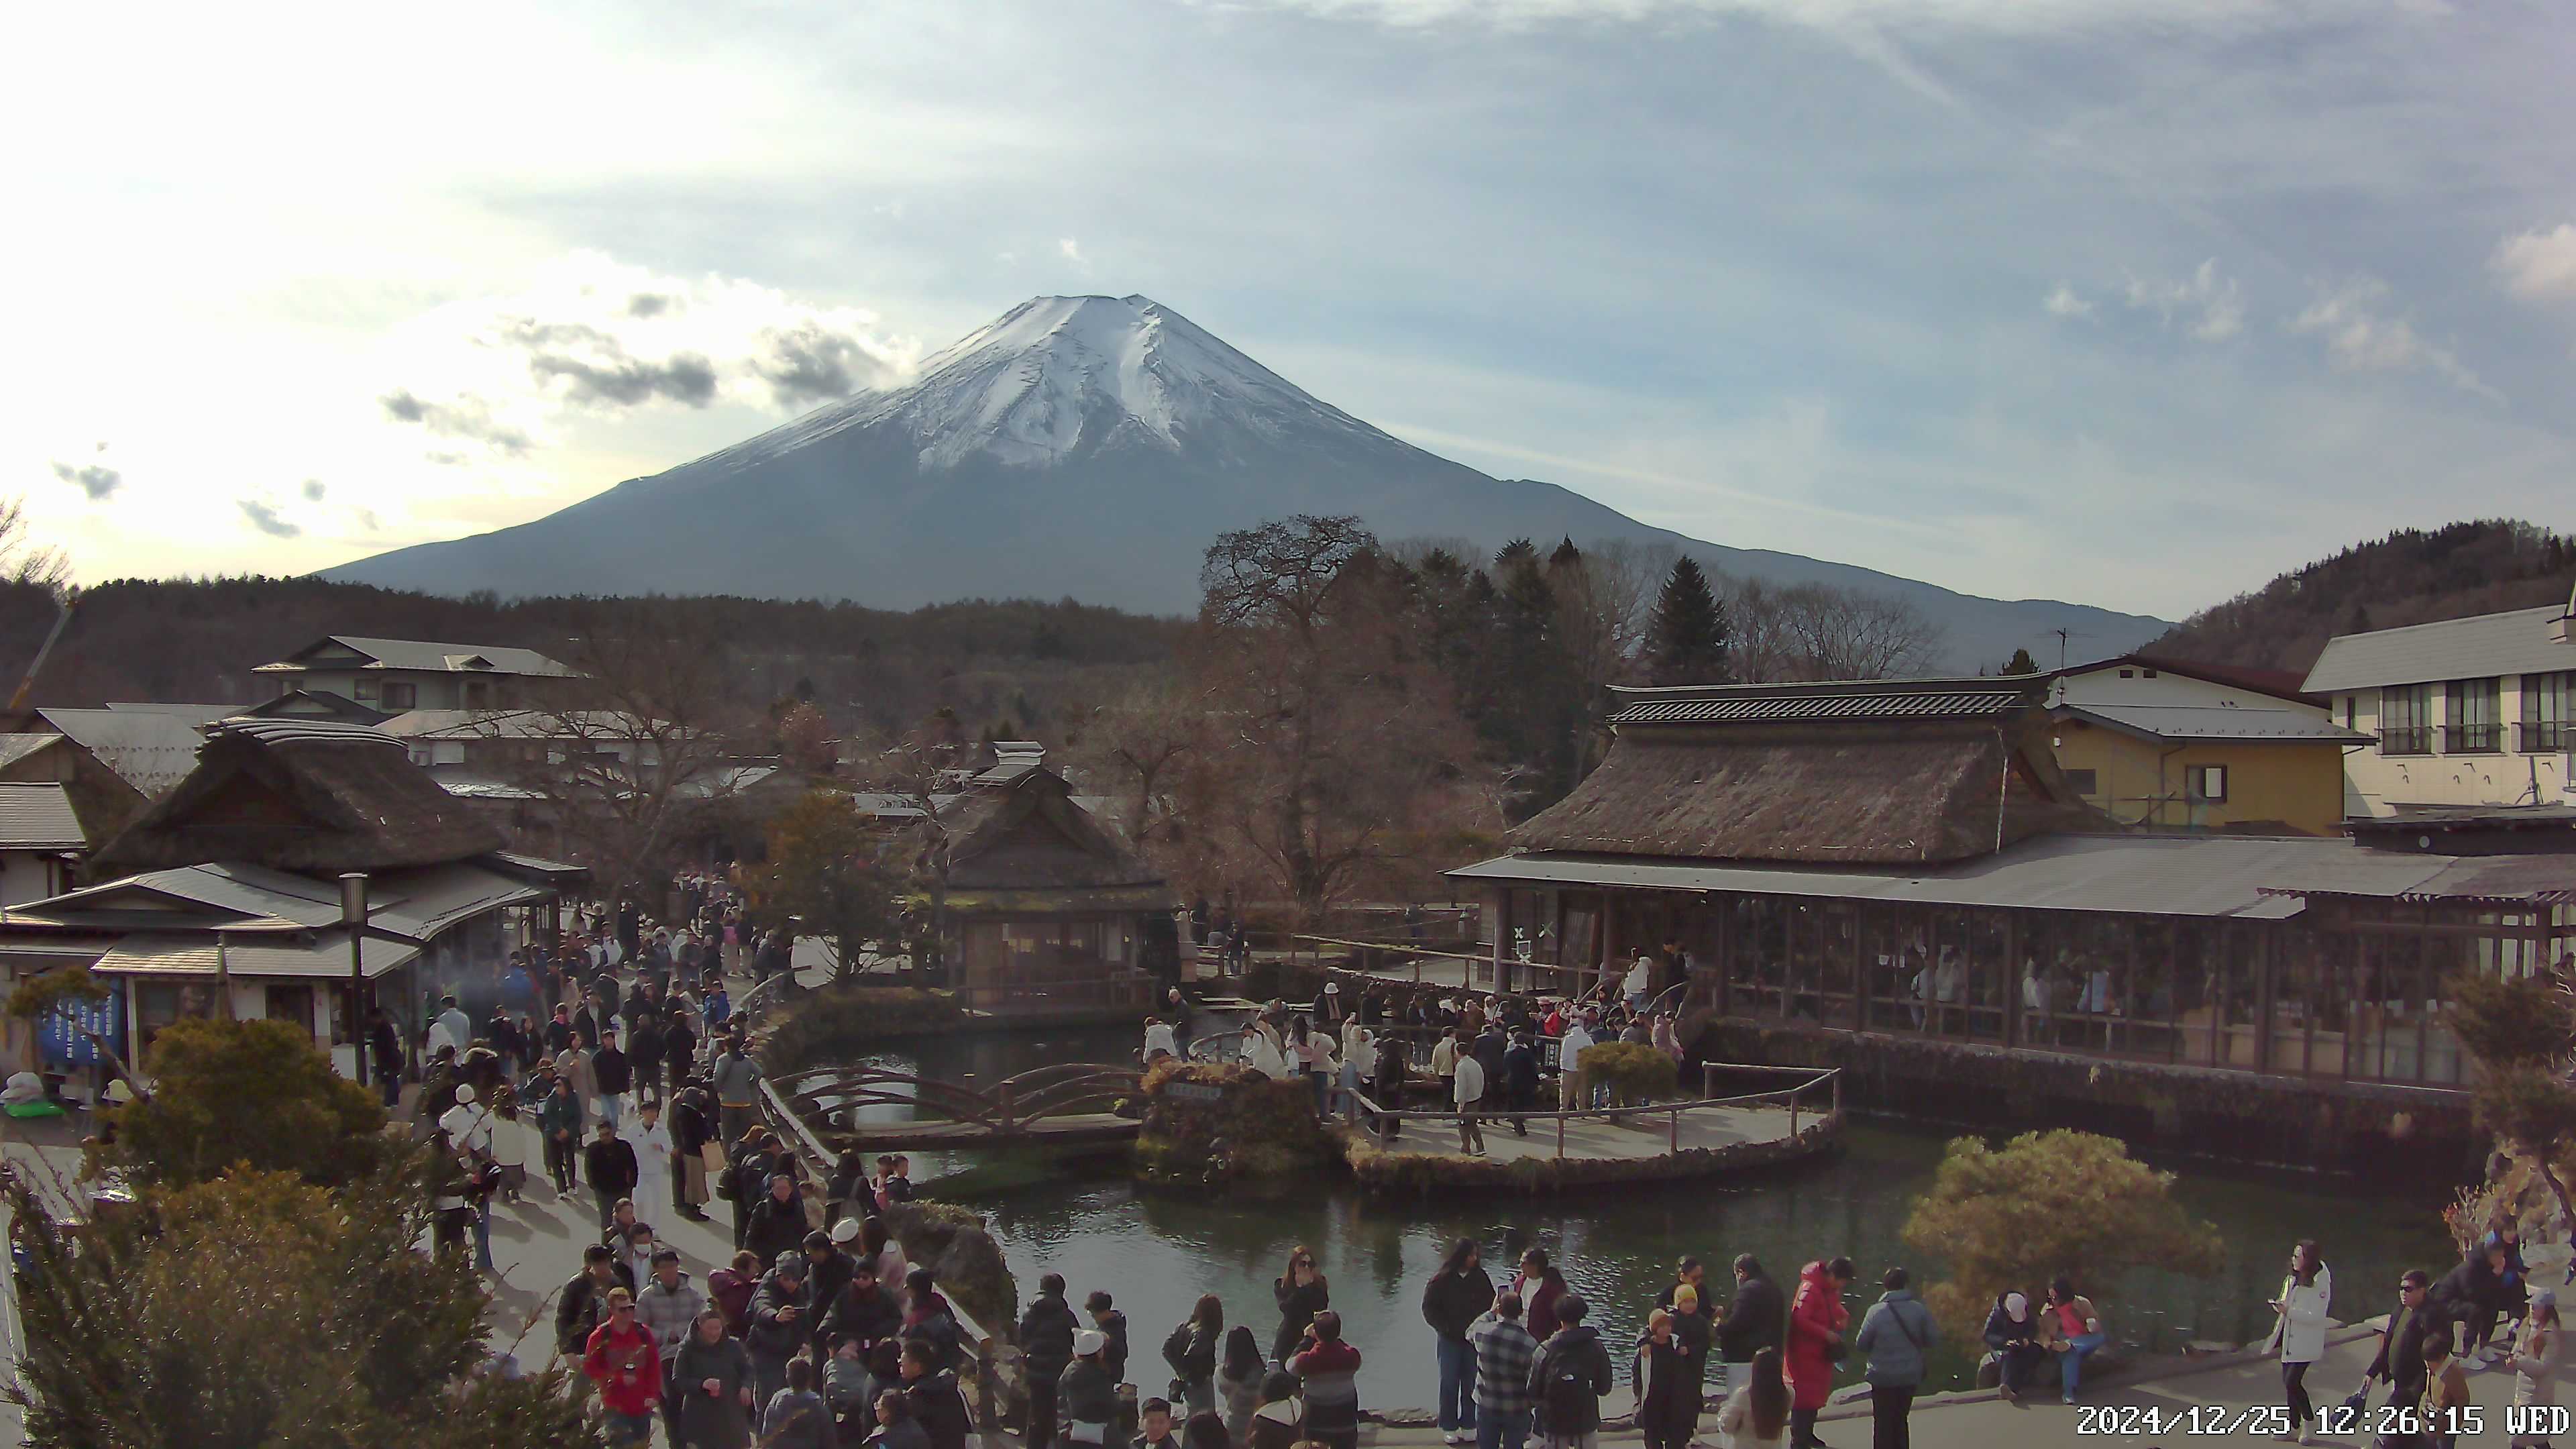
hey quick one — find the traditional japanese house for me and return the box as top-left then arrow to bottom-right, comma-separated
0,718 -> 579,1082
928,758 -> 1174,1018
1450,677 -> 2576,1167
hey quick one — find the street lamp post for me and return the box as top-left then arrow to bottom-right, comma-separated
341,872 -> 370,1087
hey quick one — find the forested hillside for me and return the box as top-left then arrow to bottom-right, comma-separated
0,576 -> 1185,741
2148,521 -> 2575,674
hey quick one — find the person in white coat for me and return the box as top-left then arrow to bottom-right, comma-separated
632,1098 -> 674,1213
1244,1017 -> 1287,1079
2269,1239 -> 2330,1441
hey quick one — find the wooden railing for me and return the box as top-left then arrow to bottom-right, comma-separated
775,1061 -> 1143,1138
1343,1063 -> 1842,1160
943,972 -> 1155,1015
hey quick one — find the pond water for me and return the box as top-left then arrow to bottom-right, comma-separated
845,1026 -> 2457,1405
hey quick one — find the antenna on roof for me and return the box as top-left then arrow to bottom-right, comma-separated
2049,628 -> 2094,669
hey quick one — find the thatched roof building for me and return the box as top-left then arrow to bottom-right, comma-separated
938,763 -> 1171,914
91,718 -> 505,877
1509,678 -> 2096,866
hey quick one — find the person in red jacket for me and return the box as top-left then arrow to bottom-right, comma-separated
584,1287 -> 666,1445
1784,1258 -> 1854,1449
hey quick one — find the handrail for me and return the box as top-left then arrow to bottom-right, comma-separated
1293,933 -> 1493,965
1346,1069 -> 1836,1123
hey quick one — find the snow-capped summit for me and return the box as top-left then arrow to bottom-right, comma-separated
326,294 -> 2170,667
743,294 -> 1389,472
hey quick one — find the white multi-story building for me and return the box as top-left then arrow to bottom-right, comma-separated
2302,598 -> 2576,818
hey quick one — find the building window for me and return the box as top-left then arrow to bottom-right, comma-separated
352,676 -> 378,700
2187,764 -> 2229,803
381,681 -> 417,710
2381,684 -> 2432,755
2446,677 -> 2501,753
2341,695 -> 2356,731
2064,768 -> 2099,796
2117,668 -> 2135,678
464,681 -> 493,710
2525,671 -> 2573,753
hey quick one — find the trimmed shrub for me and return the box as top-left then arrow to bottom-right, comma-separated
1579,1042 -> 1678,1106
760,985 -> 966,1074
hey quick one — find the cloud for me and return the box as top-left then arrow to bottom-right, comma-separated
375,250 -> 920,454
2123,259 -> 2242,341
1058,236 -> 1086,264
2290,280 -> 2496,400
755,321 -> 913,409
237,497 -> 301,537
301,478 -> 327,501
528,348 -> 720,409
356,507 -> 382,533
49,459 -> 122,500
2492,223 -> 2576,303
2043,283 -> 2094,320
379,388 -> 534,455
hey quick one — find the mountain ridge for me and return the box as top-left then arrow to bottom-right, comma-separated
327,293 -> 2169,668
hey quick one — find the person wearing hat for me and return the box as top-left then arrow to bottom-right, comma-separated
1061,1327 -> 1126,1449
1317,980 -> 1345,1033
823,1251 -> 906,1371
582,1284 -> 664,1444
747,1246 -> 813,1406
804,1229 -> 857,1356
439,1081 -> 494,1160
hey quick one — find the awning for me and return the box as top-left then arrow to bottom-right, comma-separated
90,931 -> 421,980
940,885 -> 1178,916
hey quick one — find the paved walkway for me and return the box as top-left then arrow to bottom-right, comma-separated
1359,1101 -> 1811,1167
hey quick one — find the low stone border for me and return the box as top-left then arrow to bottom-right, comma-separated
1810,1320 -> 2384,1421
1338,1116 -> 1841,1194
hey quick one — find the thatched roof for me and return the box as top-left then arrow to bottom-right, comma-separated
91,718 -> 506,876
938,765 -> 1168,895
1511,679 -> 2096,866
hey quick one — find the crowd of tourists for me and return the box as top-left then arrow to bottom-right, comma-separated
1152,987 -> 1691,1149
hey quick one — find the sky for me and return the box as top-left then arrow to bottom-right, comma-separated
7,0 -> 2575,622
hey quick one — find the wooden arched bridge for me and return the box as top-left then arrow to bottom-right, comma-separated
775,1063 -> 1145,1152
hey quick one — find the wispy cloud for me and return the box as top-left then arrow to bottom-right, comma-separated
2123,260 -> 2242,341
49,443 -> 121,502
237,497 -> 300,537
301,478 -> 327,502
2043,283 -> 2094,321
2492,223 -> 2576,303
2290,280 -> 2496,400
1058,236 -> 1086,264
376,251 -> 918,459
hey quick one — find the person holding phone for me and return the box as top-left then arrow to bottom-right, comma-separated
672,1308 -> 757,1448
2269,1240 -> 2332,1436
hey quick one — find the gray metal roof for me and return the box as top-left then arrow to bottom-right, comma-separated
22,859 -> 539,940
0,733 -> 62,772
103,702 -> 243,727
1612,686 -> 2026,725
1447,833 -> 2481,918
32,708 -> 205,796
0,783 -> 88,850
90,930 -> 420,980
2304,604 -> 2576,693
255,635 -> 577,678
2053,702 -> 2371,744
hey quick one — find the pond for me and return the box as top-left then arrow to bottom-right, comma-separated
845,1026 -> 2459,1405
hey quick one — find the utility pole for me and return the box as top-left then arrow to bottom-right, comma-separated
342,873 -> 370,1087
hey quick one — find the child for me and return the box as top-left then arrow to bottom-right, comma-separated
763,1354 -> 835,1449
2424,1329 -> 2473,1449
867,1389 -> 930,1449
1138,1397 -> 1180,1449
827,1332 -> 875,1438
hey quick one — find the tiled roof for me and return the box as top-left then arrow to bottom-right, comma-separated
90,930 -> 420,980
1609,682 -> 2029,726
32,708 -> 206,796
0,733 -> 64,772
2053,703 -> 2370,743
256,635 -> 578,678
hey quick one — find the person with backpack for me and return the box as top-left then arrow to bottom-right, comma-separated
1527,1293 -> 1615,1449
1218,1326 -> 1266,1444
1785,1258 -> 1853,1449
1852,1267 -> 1936,1449
1424,1238 -> 1496,1444
1020,1274 -> 1080,1449
1061,1328 -> 1126,1449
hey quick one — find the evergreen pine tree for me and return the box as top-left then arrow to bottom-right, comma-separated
1647,557 -> 1731,685
2000,647 -> 2039,675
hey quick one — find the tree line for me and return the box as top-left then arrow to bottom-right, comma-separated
1065,515 -> 1945,918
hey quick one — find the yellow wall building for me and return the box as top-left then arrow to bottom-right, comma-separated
2041,657 -> 2366,837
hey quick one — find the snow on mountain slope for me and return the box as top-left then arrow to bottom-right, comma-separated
724,294 -> 1394,474
325,294 -> 2169,668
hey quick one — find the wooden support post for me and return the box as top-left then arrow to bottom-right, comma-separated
1789,1092 -> 1800,1139
975,1338 -> 1002,1449
1669,1104 -> 1679,1155
1832,1069 -> 1843,1122
1556,1111 -> 1566,1160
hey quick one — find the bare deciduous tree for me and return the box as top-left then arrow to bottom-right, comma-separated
0,495 -> 71,598
1725,578 -> 1945,682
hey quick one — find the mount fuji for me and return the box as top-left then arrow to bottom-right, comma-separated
327,294 -> 2167,666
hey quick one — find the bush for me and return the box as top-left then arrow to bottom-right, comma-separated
1,1165 -> 598,1447
761,985 -> 966,1074
886,1199 -> 1016,1336
1579,1042 -> 1678,1105
111,1017 -> 390,1190
1136,1059 -> 1330,1178
1901,1130 -> 2224,1343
